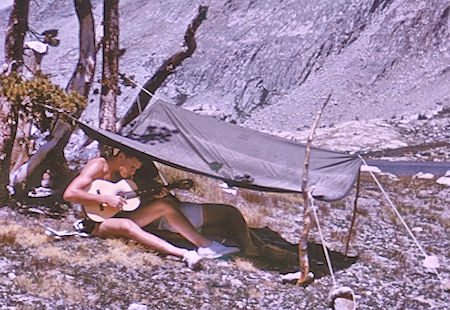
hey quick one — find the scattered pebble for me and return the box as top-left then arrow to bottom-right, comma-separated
128,303 -> 147,310
436,176 -> 450,186
413,172 -> 434,179
442,279 -> 450,292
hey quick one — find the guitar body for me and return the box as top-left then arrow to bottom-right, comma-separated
83,179 -> 141,223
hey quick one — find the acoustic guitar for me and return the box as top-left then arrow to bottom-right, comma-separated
83,178 -> 194,222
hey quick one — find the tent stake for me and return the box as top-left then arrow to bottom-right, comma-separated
345,169 -> 361,256
297,92 -> 332,285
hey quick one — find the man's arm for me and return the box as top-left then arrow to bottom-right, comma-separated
63,158 -> 125,208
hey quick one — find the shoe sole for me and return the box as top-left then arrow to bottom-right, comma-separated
200,248 -> 240,259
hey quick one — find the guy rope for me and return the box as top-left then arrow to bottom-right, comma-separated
309,188 -> 357,310
360,156 -> 445,293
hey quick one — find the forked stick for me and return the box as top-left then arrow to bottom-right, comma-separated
297,92 -> 332,284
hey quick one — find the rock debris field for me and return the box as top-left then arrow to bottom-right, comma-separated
0,0 -> 449,308
0,108 -> 449,310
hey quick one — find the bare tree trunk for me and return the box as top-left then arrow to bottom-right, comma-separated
119,5 -> 208,130
0,0 -> 30,203
67,0 -> 97,96
10,43 -> 49,176
297,93 -> 332,285
0,97 -> 19,203
4,0 -> 29,73
8,0 -> 96,190
99,0 -> 119,156
10,108 -> 32,172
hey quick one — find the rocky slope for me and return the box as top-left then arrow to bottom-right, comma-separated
0,0 -> 449,309
0,0 -> 448,133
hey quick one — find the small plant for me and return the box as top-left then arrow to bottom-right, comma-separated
0,71 -> 86,130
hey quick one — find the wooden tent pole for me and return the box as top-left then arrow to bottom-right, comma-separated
297,92 -> 332,285
345,169 -> 361,256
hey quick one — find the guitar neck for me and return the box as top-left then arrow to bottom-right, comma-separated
134,183 -> 175,197
123,180 -> 191,199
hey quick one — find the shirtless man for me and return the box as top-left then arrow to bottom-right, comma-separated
63,150 -> 239,269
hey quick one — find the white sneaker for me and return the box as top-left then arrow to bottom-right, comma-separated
182,250 -> 203,270
197,241 -> 240,259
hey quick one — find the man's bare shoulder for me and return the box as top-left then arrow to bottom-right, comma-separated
81,157 -> 108,177
88,157 -> 107,165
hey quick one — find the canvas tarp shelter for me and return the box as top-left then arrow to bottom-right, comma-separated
77,100 -> 362,201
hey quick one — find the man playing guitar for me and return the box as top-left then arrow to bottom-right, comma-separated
63,149 -> 239,269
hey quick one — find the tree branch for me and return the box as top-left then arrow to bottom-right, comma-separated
118,5 -> 208,130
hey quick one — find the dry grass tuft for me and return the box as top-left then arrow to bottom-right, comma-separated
237,204 -> 270,228
35,238 -> 163,268
18,229 -> 49,248
99,238 -> 163,267
13,271 -> 88,304
36,244 -> 88,265
237,191 -> 303,228
0,220 -> 21,245
13,275 -> 33,290
0,228 -> 16,245
330,230 -> 351,246
355,206 -> 369,217
247,286 -> 263,299
155,162 -> 192,184
240,189 -> 270,206
234,257 -> 258,272
329,200 -> 346,210
0,220 -> 49,247
154,162 -> 225,201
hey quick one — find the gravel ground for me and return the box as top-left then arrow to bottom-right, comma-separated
0,170 -> 448,310
1,110 -> 449,310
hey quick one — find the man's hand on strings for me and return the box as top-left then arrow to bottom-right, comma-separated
104,195 -> 127,210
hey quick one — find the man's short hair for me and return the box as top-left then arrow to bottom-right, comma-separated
114,148 -> 145,161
